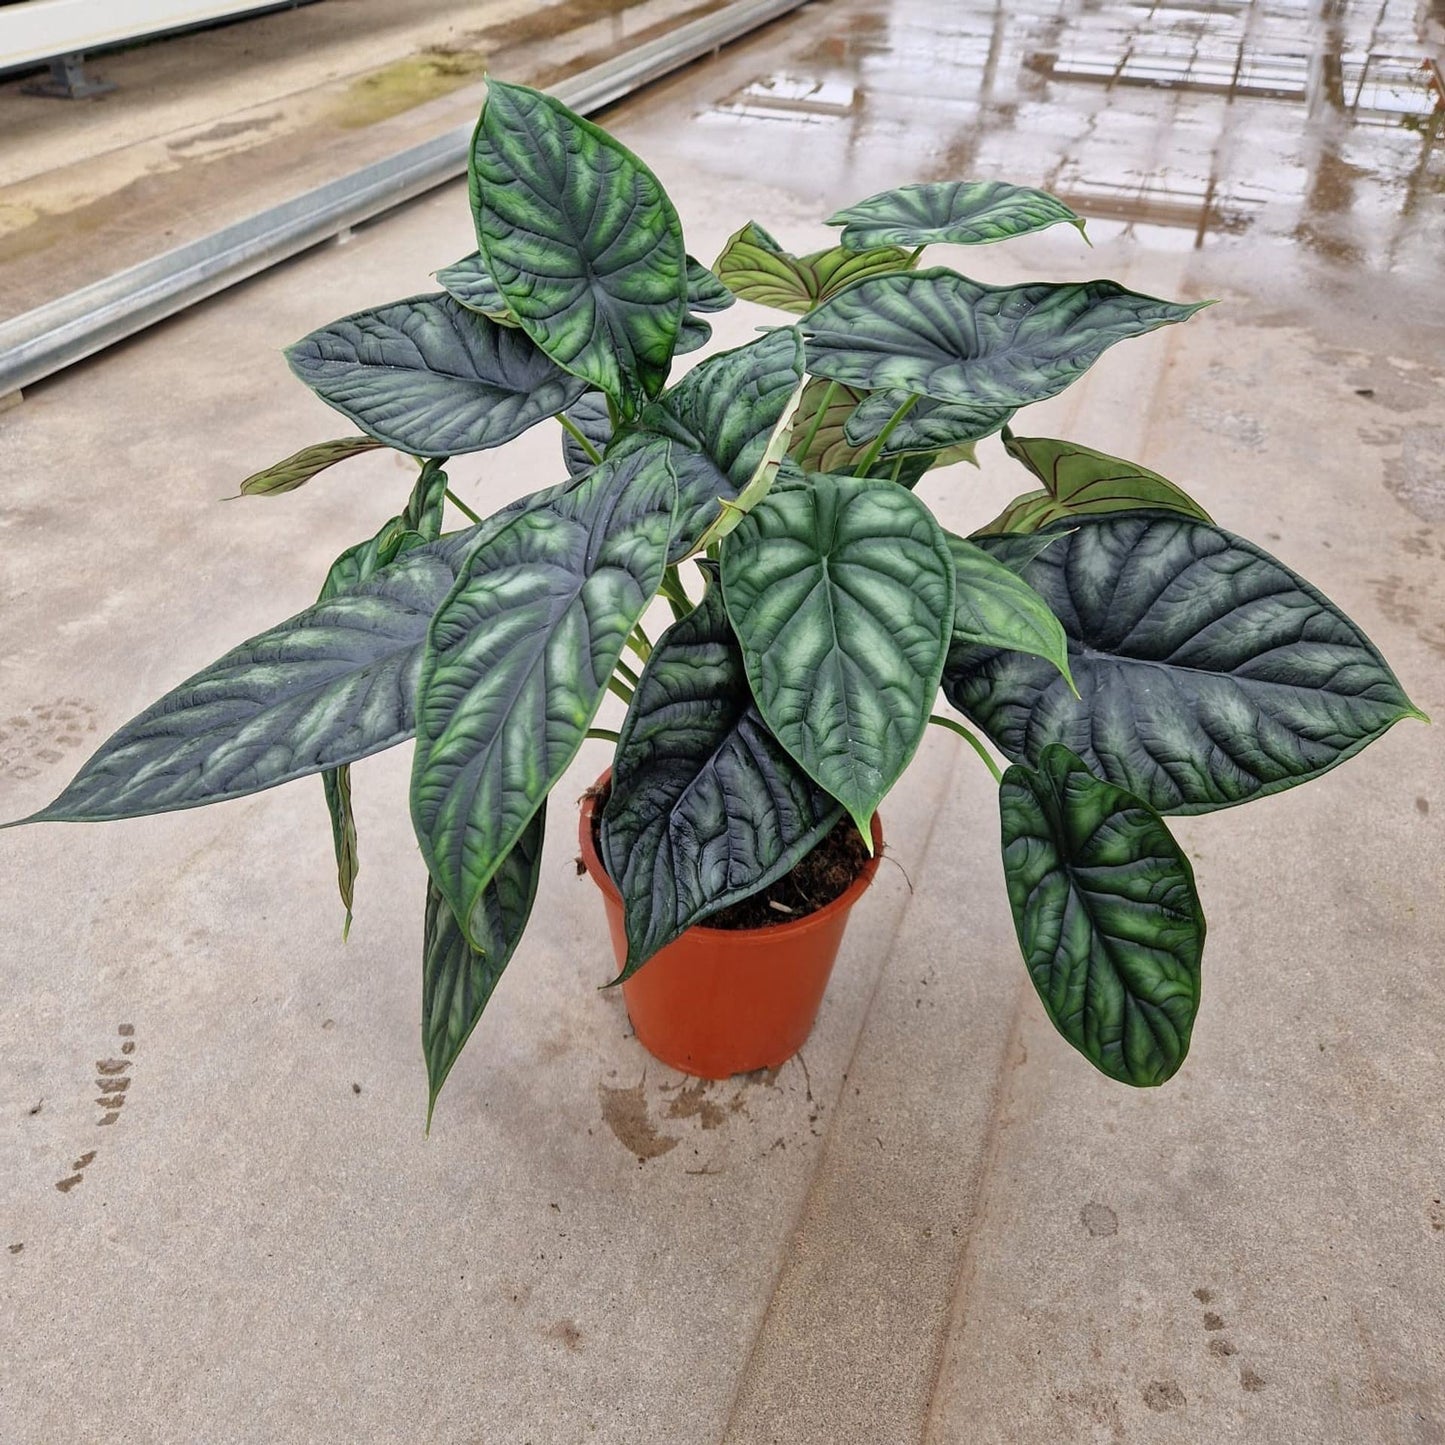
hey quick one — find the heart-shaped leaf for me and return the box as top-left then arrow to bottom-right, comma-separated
17,535 -> 481,826
944,514 -> 1425,814
844,389 -> 1014,458
721,474 -> 954,836
1000,744 -> 1204,1086
675,313 -> 712,355
828,181 -> 1087,251
713,221 -> 914,315
685,256 -> 734,313
411,443 -> 676,944
471,80 -> 687,417
635,327 -> 805,558
602,565 -> 842,976
947,534 -> 1073,689
423,807 -> 545,1125
802,270 -> 1208,408
237,436 -> 384,498
435,252 -> 517,324
287,293 -> 587,455
977,432 -> 1214,534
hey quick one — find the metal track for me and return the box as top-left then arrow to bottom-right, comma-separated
0,0 -> 808,398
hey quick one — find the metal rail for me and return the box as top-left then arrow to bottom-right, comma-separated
0,0 -> 809,399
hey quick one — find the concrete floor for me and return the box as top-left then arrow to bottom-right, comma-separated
2,0 -> 1443,1441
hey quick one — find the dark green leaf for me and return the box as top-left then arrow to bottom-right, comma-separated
844,388 -> 1014,458
713,221 -> 914,315
21,537 -> 480,825
802,270 -> 1208,408
322,765 -> 358,938
602,565 -> 842,976
977,432 -> 1214,534
237,436 -> 384,498
686,256 -> 734,313
636,327 -> 805,559
471,80 -> 687,416
1000,744 -> 1204,1086
286,293 -> 587,455
787,379 -> 933,483
946,534 -> 1073,689
945,514 -> 1425,814
411,442 -> 676,943
721,474 -> 954,835
434,252 -> 517,324
675,313 -> 712,355
828,180 -> 1087,251
423,807 -> 545,1124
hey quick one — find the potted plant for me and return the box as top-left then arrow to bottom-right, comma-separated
6,81 -> 1424,1123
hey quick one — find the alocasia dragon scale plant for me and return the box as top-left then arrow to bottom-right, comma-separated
6,82 -> 1424,1121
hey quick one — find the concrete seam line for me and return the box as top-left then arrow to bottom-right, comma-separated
716,731 -> 968,1444
0,0 -> 810,398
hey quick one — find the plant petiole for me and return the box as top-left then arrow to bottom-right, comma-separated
854,393 -> 921,477
793,379 -> 837,465
928,713 -> 1003,783
444,488 -> 483,524
558,413 -> 603,466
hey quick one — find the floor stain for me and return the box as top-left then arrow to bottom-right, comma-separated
1142,1380 -> 1186,1412
1382,425 -> 1445,523
1080,1201 -> 1118,1237
1368,574 -> 1445,658
0,698 -> 97,782
1203,1311 -> 1226,1331
547,1318 -> 584,1350
167,114 -> 283,150
662,1079 -> 727,1130
598,1077 -> 678,1161
1209,1338 -> 1239,1359
1240,1364 -> 1268,1393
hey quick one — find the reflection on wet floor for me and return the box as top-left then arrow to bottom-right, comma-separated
702,0 -> 1443,273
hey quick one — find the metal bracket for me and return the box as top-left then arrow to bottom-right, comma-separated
21,53 -> 116,100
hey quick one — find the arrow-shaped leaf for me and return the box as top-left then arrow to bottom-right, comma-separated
828,180 -> 1087,251
945,513 -> 1425,814
411,442 -> 676,944
802,270 -> 1208,409
602,565 -> 842,975
435,252 -> 517,324
721,474 -> 954,837
286,293 -> 587,455
977,432 -> 1213,534
947,534 -> 1073,689
423,806 -> 546,1124
471,80 -> 687,417
559,392 -> 613,478
844,389 -> 1014,459
685,256 -> 735,313
237,436 -> 384,498
1000,744 -> 1204,1086
714,221 -> 914,314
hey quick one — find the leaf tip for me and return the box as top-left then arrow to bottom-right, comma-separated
341,910 -> 353,944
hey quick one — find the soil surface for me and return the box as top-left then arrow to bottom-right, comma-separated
587,783 -> 873,931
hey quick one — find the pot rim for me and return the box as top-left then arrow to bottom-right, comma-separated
577,770 -> 884,942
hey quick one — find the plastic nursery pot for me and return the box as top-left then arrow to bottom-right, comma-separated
578,775 -> 884,1080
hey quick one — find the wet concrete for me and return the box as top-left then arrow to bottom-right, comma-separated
1,0 -> 1443,1441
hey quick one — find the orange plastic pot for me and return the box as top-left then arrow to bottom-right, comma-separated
578,778 -> 883,1079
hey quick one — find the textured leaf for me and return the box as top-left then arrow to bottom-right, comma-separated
635,328 -> 805,558
471,80 -> 687,416
721,474 -> 954,835
314,463 -> 450,929
844,388 -> 1014,458
802,270 -> 1208,408
322,765 -> 358,938
411,443 -> 675,943
947,534 -> 1073,689
602,566 -> 842,975
560,393 -> 613,478
434,252 -> 517,324
828,180 -> 1087,251
21,536 -> 481,825
713,221 -> 914,315
237,436 -> 384,498
423,807 -> 545,1123
1000,744 -> 1204,1086
287,293 -> 587,455
675,313 -> 712,356
686,256 -> 734,313
944,514 -> 1424,814
978,432 -> 1214,534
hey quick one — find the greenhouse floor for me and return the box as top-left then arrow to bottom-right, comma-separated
2,0 -> 1443,1440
